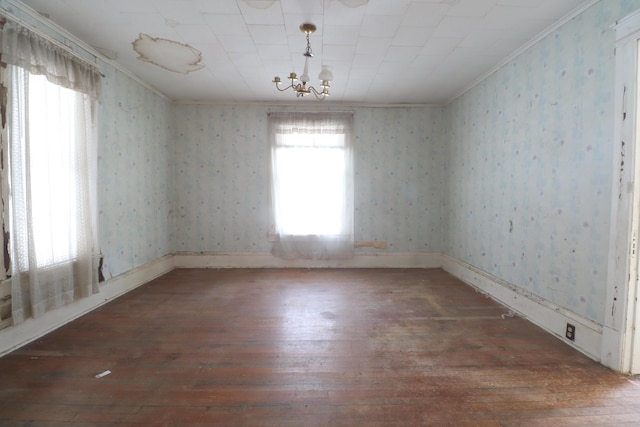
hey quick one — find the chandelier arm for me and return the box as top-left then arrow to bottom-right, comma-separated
308,85 -> 328,100
274,83 -> 295,92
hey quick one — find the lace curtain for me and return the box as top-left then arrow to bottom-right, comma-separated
3,21 -> 101,323
269,112 -> 354,260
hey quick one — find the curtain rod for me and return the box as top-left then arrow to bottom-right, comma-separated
0,16 -> 105,77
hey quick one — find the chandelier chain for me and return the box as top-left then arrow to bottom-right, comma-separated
305,32 -> 313,57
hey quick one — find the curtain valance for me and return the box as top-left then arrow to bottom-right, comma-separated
268,112 -> 353,135
2,21 -> 101,99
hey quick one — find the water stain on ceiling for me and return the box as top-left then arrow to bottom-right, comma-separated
132,33 -> 204,74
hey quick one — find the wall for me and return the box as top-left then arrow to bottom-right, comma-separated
98,68 -> 174,280
172,104 -> 445,256
443,0 -> 640,326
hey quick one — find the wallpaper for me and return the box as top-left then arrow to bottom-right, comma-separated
171,105 -> 445,254
98,69 -> 174,280
444,0 -> 640,324
6,0 -> 639,330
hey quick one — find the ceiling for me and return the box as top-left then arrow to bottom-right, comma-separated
18,0 -> 594,105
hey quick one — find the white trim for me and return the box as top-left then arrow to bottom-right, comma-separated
446,0 -> 600,105
174,251 -> 443,269
602,8 -> 640,374
442,255 -> 603,362
173,100 -> 441,108
613,8 -> 640,43
0,254 -> 174,357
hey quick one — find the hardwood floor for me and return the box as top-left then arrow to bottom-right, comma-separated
1,268 -> 639,426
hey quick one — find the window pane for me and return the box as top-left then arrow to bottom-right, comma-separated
274,134 -> 346,235
28,74 -> 78,266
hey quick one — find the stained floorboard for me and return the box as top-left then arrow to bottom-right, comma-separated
0,268 -> 639,426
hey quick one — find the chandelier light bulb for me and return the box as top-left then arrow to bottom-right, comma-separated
301,56 -> 311,83
318,65 -> 333,83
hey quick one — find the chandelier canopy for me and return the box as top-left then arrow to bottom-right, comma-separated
272,23 -> 333,100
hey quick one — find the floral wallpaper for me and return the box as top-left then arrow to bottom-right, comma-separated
444,0 -> 640,324
98,69 -> 174,280
171,105 -> 445,254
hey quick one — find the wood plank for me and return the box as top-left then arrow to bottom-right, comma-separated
0,268 -> 639,425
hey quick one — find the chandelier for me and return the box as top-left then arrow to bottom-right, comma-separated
272,23 -> 333,100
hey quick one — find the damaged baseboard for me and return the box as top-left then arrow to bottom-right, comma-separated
0,254 -> 175,357
441,254 -> 603,362
173,251 -> 443,269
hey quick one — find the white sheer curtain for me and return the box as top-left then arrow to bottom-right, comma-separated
269,112 -> 354,260
3,22 -> 101,323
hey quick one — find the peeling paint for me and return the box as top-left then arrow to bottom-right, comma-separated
0,84 -> 6,129
619,140 -> 625,200
165,18 -> 180,29
98,253 -> 105,282
336,0 -> 369,7
132,33 -> 204,74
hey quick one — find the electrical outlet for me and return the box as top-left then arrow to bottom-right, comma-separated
565,323 -> 576,341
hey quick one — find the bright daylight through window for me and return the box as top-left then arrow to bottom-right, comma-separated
26,74 -> 79,267
273,132 -> 346,236
269,112 -> 354,260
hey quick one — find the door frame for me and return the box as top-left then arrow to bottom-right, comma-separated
604,10 -> 640,374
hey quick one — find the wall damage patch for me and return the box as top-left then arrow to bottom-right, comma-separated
132,33 -> 204,74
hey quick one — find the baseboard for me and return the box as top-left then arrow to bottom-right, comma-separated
441,254 -> 603,362
0,254 -> 175,357
1,252 -> 606,365
174,251 -> 444,269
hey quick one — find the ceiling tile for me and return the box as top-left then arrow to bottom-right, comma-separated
324,1 -> 367,26
447,0 -> 495,17
432,16 -> 483,38
363,0 -> 411,16
248,25 -> 288,45
459,29 -> 504,49
385,46 -> 417,62
323,44 -> 357,61
392,27 -> 435,47
257,44 -> 293,61
279,0 -> 324,16
401,3 -> 451,27
204,14 -> 248,36
18,0 -> 595,104
356,37 -> 392,55
420,37 -> 462,56
217,35 -> 257,54
195,0 -> 240,14
324,26 -> 360,46
174,25 -> 217,44
360,14 -> 403,38
236,0 -> 284,25
153,0 -> 207,25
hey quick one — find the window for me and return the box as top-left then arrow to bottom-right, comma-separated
269,112 -> 354,259
22,74 -> 81,267
273,132 -> 346,235
3,21 -> 101,323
